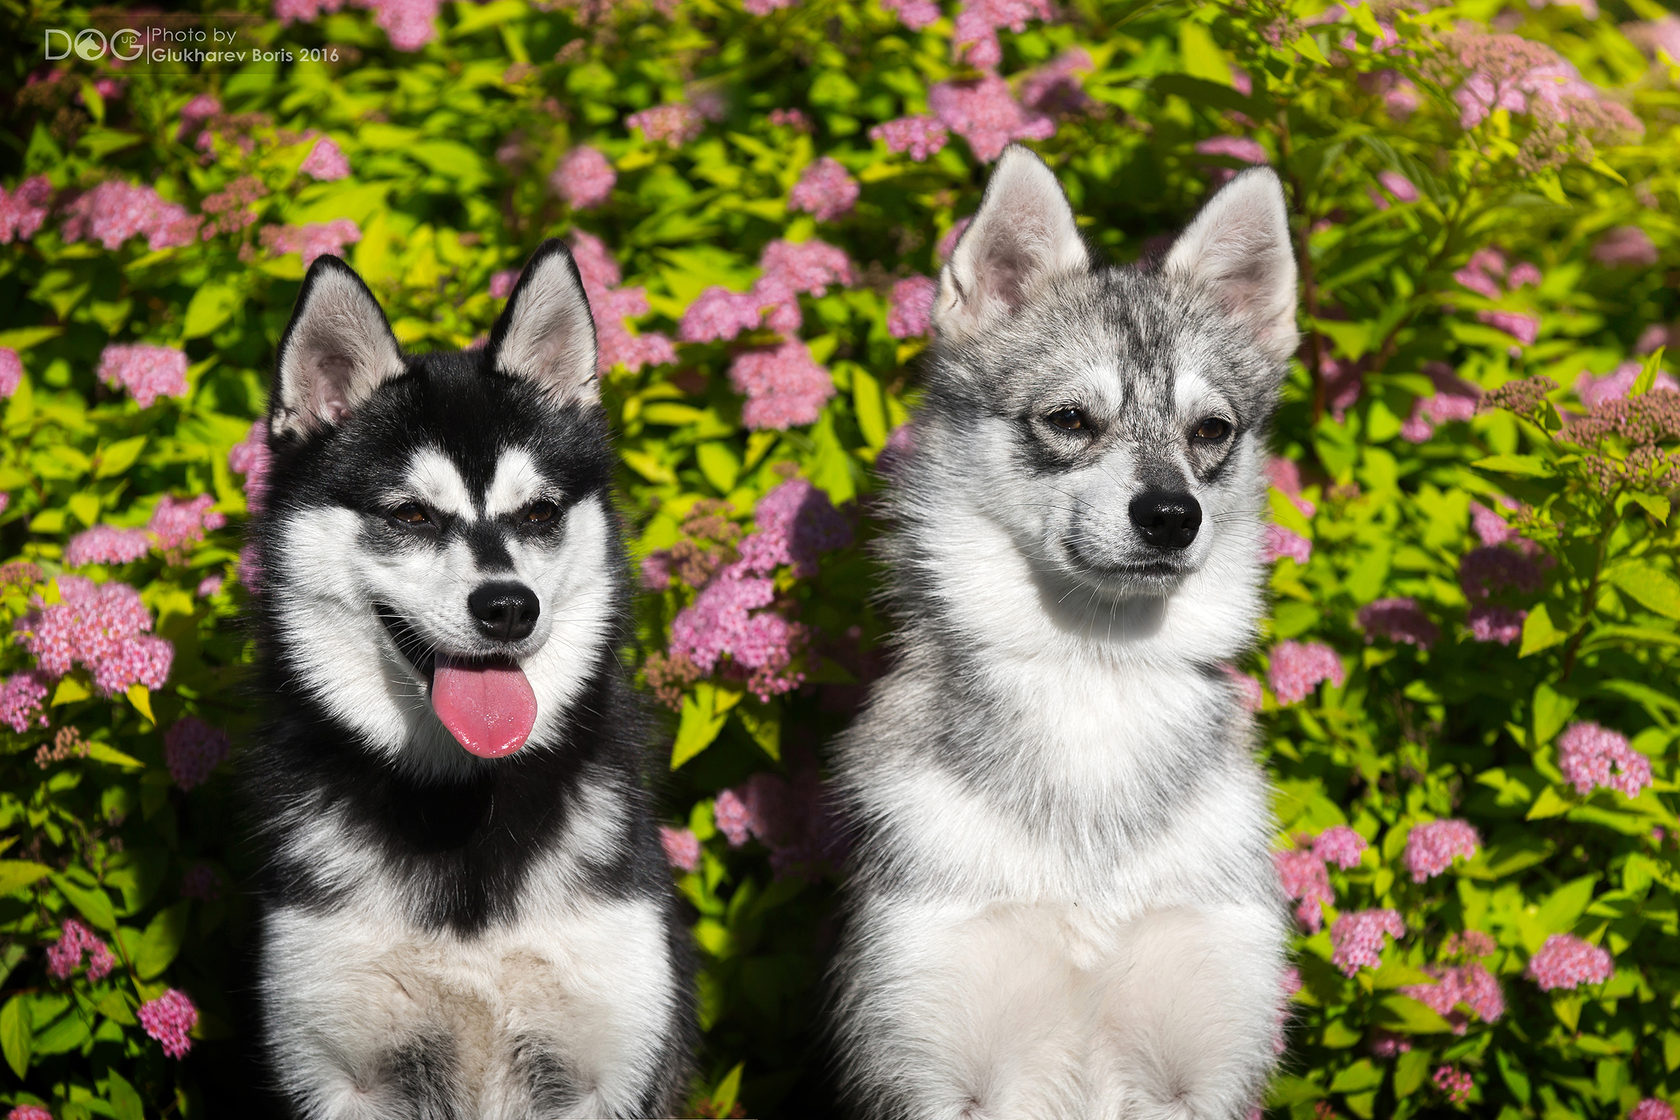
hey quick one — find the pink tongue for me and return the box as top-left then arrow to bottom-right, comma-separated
430,654 -> 538,758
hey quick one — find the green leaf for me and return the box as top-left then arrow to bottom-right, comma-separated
106,1067 -> 145,1120
183,282 -> 241,339
93,436 -> 148,480
52,874 -> 117,932
132,902 -> 191,980
0,860 -> 53,896
1519,603 -> 1565,657
1628,493 -> 1670,524
1633,347 -> 1664,396
1177,22 -> 1228,84
694,443 -> 740,494
1473,454 -> 1550,477
1606,561 -> 1680,620
1526,787 -> 1573,821
670,686 -> 729,769
851,365 -> 889,450
1536,875 -> 1598,934
711,1062 -> 744,1116
0,996 -> 30,1078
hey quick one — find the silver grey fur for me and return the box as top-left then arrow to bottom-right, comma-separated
830,147 -> 1297,1120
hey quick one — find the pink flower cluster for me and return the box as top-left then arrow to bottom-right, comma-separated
887,276 -> 938,339
1268,641 -> 1344,705
275,0 -> 438,50
1275,827 -> 1363,931
260,218 -> 363,267
669,568 -> 803,699
1313,826 -> 1367,870
1468,605 -> 1525,645
626,103 -> 707,146
301,135 -> 350,180
730,340 -> 836,430
65,526 -> 151,567
551,145 -> 615,209
1526,933 -> 1612,991
1265,525 -> 1311,565
737,478 -> 853,578
1576,360 -> 1678,409
1402,963 -> 1504,1031
0,176 -> 52,244
62,181 -> 197,251
1434,1064 -> 1473,1106
1404,819 -> 1480,882
138,989 -> 198,1059
1020,48 -> 1094,116
178,93 -> 220,143
1469,498 -> 1520,547
1357,597 -> 1439,649
711,762 -> 845,878
1329,909 -> 1405,976
789,157 -> 859,222
0,671 -> 50,733
1274,848 -> 1332,932
1400,362 -> 1481,443
929,76 -> 1055,162
15,576 -> 173,697
1268,458 -> 1316,517
1459,545 -> 1544,603
8,1105 -> 52,1120
1447,31 -> 1641,147
1223,664 -> 1263,711
228,421 -> 273,513
97,344 -> 189,409
1630,1101 -> 1677,1120
1592,226 -> 1659,268
150,494 -> 227,558
1556,720 -> 1652,798
1478,309 -> 1541,347
165,716 -> 230,790
870,116 -> 949,161
489,269 -> 519,300
45,919 -> 114,982
1453,248 -> 1538,300
569,231 -> 676,374
952,0 -> 1053,69
659,825 -> 701,872
1196,135 -> 1268,164
0,348 -> 21,397
880,0 -> 939,29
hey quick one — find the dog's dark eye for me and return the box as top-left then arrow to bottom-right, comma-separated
389,502 -> 432,526
1046,408 -> 1088,432
522,499 -> 558,524
1194,417 -> 1233,442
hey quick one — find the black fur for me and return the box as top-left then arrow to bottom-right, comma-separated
245,247 -> 696,1117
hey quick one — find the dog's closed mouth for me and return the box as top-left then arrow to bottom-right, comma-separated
376,605 -> 537,758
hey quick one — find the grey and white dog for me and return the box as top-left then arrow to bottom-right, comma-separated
247,242 -> 694,1118
831,146 -> 1296,1120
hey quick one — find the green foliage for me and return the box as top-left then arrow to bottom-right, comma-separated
1,0 -> 1678,1116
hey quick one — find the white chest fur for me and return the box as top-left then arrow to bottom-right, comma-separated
260,875 -> 674,1119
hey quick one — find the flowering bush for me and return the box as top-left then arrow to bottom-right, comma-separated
2,0 -> 1678,1117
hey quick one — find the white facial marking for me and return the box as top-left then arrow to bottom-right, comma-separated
484,447 -> 549,519
400,447 -> 474,519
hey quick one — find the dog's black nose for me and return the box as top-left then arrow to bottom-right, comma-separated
1128,491 -> 1202,550
468,581 -> 540,642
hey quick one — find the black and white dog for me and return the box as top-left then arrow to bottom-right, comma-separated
246,243 -> 694,1118
831,147 -> 1296,1119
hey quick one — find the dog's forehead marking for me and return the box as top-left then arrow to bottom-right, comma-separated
485,447 -> 549,518
404,447 -> 474,518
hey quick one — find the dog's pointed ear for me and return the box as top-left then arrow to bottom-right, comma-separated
272,256 -> 406,439
487,240 -> 599,405
935,145 -> 1088,341
1165,168 -> 1299,366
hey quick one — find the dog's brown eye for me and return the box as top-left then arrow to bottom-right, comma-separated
1047,408 -> 1088,432
1194,417 -> 1232,442
522,500 -> 557,524
390,502 -> 431,525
